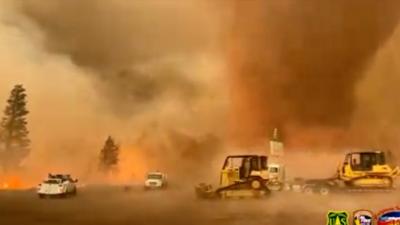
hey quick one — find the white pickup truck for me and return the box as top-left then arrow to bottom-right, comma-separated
144,172 -> 168,190
37,174 -> 78,198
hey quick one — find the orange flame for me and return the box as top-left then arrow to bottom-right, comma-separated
0,176 -> 24,190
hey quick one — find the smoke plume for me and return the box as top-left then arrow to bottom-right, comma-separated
19,0 -> 231,116
228,0 -> 400,147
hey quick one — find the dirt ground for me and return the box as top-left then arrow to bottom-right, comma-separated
0,185 -> 400,225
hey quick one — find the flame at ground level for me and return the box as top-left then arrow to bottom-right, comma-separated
0,175 -> 25,190
118,148 -> 150,181
85,146 -> 153,185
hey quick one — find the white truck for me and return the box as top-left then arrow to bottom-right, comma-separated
37,174 -> 78,198
267,163 -> 286,191
144,172 -> 167,190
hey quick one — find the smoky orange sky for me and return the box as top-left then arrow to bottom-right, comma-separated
1,0 -> 400,182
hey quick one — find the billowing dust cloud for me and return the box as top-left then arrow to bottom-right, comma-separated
1,0 -> 400,186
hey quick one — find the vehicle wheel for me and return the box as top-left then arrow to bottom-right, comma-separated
319,186 -> 330,195
38,194 -> 45,199
251,179 -> 262,190
303,186 -> 313,194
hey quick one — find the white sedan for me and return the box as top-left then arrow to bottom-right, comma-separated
37,174 -> 78,198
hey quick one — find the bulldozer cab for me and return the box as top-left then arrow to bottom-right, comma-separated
344,151 -> 386,171
220,155 -> 268,186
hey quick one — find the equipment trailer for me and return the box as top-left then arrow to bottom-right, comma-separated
297,151 -> 399,195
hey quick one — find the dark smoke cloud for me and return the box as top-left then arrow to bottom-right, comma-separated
97,67 -> 199,115
20,0 -> 221,69
19,0 -> 227,116
228,0 -> 400,145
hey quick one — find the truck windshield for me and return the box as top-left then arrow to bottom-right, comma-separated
269,167 -> 279,173
147,174 -> 162,180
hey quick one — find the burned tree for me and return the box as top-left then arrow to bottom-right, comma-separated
0,85 -> 30,171
99,136 -> 119,173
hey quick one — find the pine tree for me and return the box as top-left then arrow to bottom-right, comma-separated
0,85 -> 30,170
99,136 -> 119,173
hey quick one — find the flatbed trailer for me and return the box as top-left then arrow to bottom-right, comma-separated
295,177 -> 396,195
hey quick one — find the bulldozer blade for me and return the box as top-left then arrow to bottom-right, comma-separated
195,183 -> 217,199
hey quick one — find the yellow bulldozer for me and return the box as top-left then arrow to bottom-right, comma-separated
300,150 -> 400,194
195,155 -> 271,199
338,151 -> 399,188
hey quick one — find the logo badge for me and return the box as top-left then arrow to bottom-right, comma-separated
327,211 -> 349,225
353,210 -> 374,225
377,207 -> 400,225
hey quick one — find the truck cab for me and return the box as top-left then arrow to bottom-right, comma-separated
144,172 -> 167,190
267,163 -> 285,191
